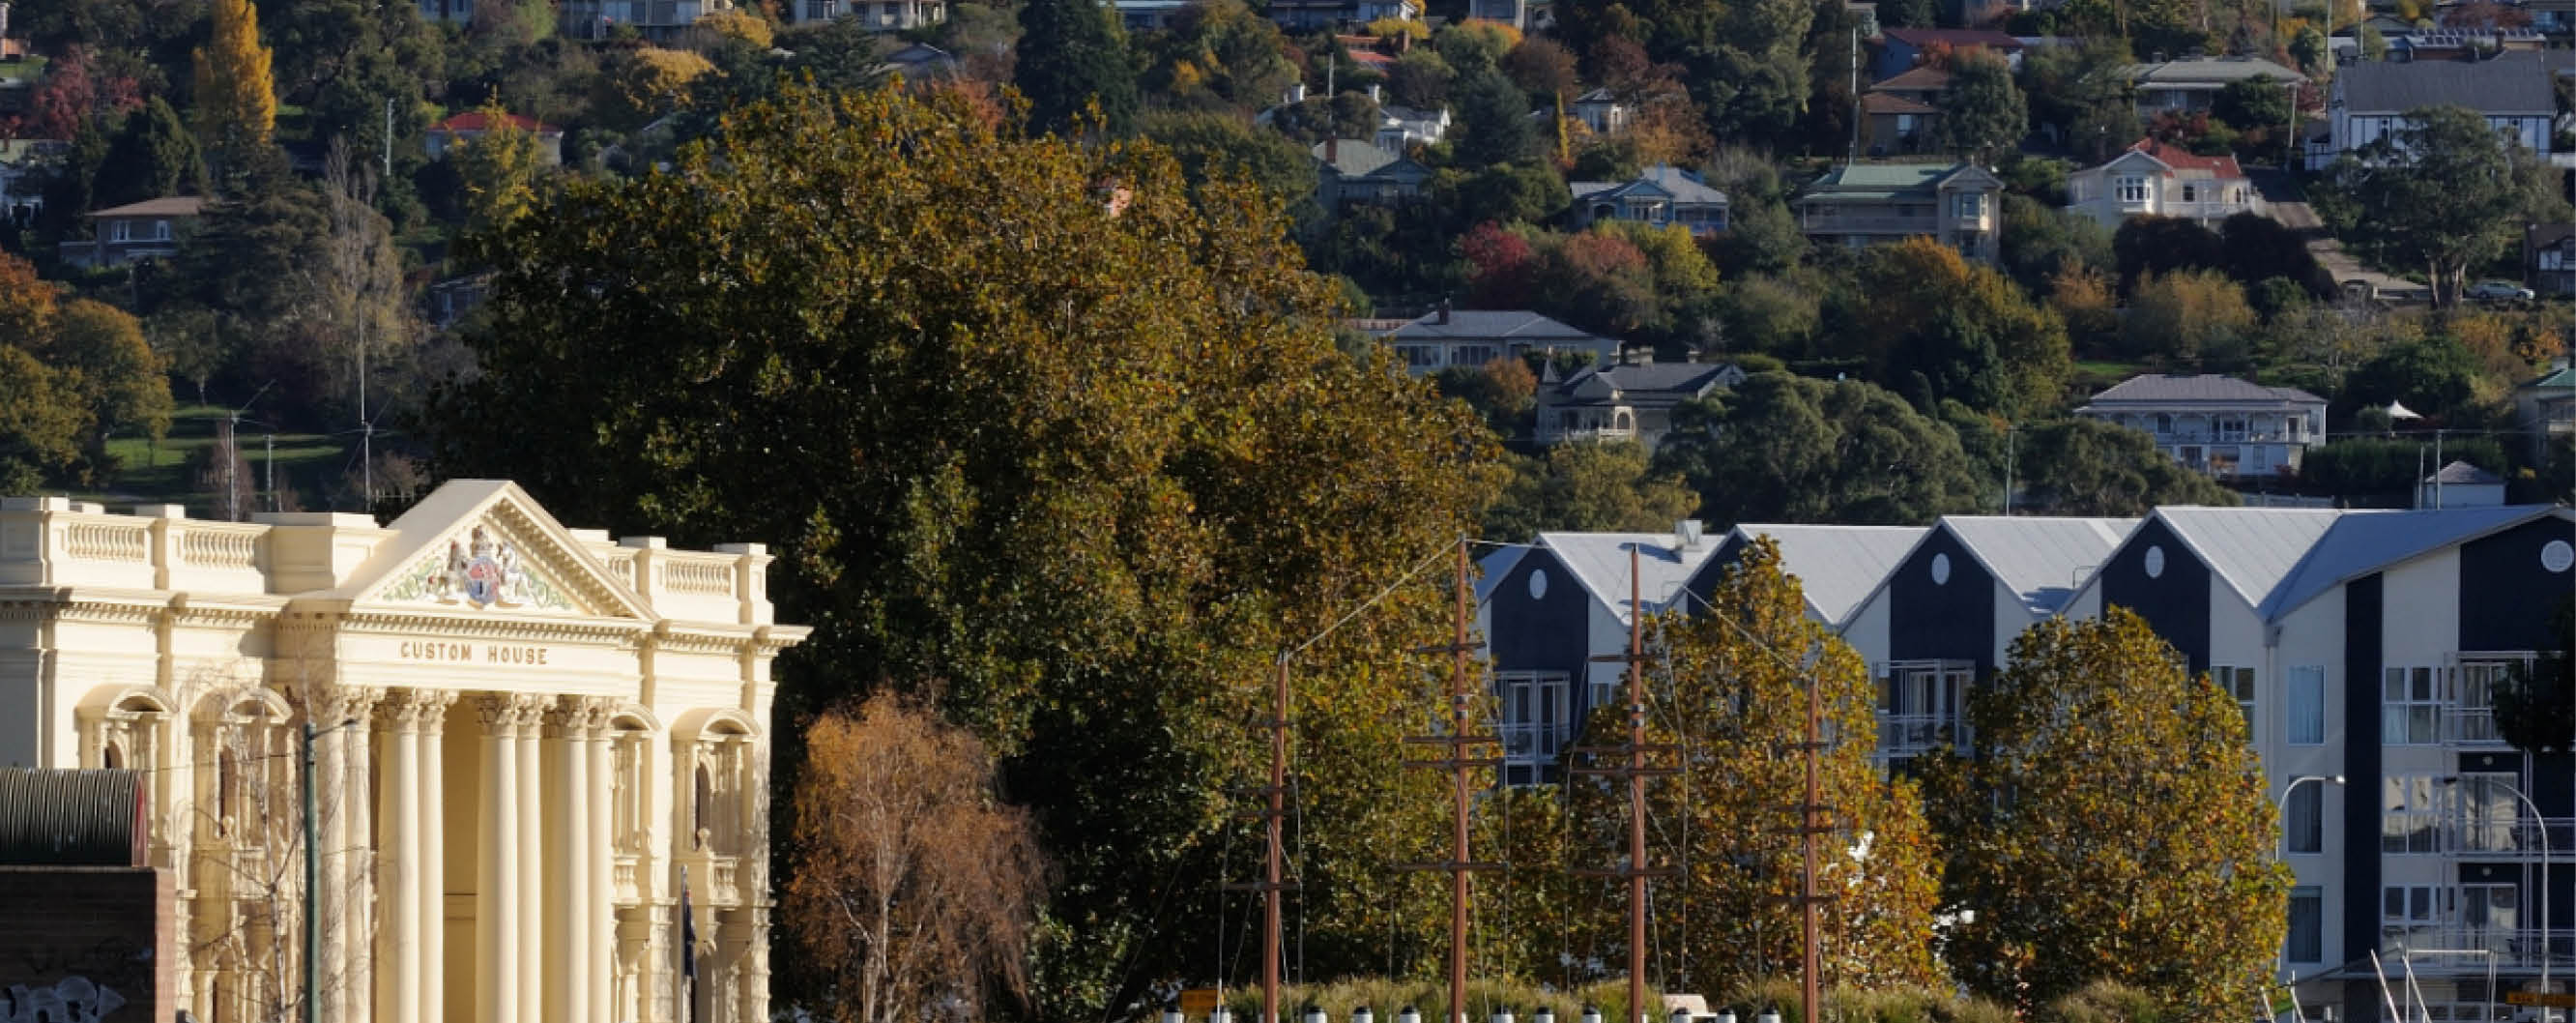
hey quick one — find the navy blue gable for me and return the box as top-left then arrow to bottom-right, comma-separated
1486,546 -> 1593,686
1680,533 -> 1751,615
2098,517 -> 2214,674
2458,514 -> 2576,654
1888,527 -> 1994,666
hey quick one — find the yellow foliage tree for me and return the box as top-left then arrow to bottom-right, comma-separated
696,9 -> 774,46
192,0 -> 276,160
599,46 -> 717,131
450,103 -> 542,235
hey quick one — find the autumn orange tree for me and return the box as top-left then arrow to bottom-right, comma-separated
437,84 -> 1502,1020
1926,610 -> 2287,1017
1839,238 -> 2070,421
789,692 -> 1046,1023
0,251 -> 169,492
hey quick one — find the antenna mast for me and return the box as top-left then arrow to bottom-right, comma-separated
1402,539 -> 1501,1023
1574,547 -> 1678,1023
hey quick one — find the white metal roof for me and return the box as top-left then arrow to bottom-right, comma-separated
1940,515 -> 2137,615
2256,505 -> 2572,623
1535,530 -> 1727,625
1728,524 -> 1927,628
2149,506 -> 2352,609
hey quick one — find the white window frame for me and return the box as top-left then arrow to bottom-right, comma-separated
2288,886 -> 2325,963
1496,670 -> 1571,766
2288,665 -> 2326,745
1875,659 -> 1973,766
2116,175 -> 2150,204
2286,780 -> 2324,854
2383,774 -> 2446,854
2214,664 -> 2255,736
2384,665 -> 2442,745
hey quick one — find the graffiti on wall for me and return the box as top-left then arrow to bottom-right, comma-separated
0,977 -> 127,1023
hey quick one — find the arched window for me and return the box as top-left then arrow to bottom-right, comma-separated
101,744 -> 123,770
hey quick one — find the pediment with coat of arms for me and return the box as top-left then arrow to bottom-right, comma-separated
339,480 -> 658,621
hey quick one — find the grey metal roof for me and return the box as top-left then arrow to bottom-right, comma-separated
2084,373 -> 2326,405
1473,543 -> 1529,604
1312,138 -> 1398,176
0,769 -> 142,866
1553,362 -> 1737,397
2424,459 -> 2505,485
2257,506 -> 2572,622
1536,531 -> 1728,625
2143,507 -> 2350,609
2337,51 -> 2556,115
1571,164 -> 1730,207
1941,516 -> 2137,615
2127,56 -> 2302,86
1394,309 -> 1606,343
1731,524 -> 1927,628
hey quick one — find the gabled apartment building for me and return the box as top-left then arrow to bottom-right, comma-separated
1838,515 -> 2135,771
1477,507 -> 2576,1023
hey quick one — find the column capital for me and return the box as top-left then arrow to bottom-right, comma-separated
379,688 -> 453,732
545,696 -> 618,738
477,691 -> 551,733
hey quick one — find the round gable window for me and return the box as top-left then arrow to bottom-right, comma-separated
2144,545 -> 2167,579
2544,540 -> 2574,574
1527,568 -> 1549,600
1929,552 -> 1952,586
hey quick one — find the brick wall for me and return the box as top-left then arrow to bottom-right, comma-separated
0,866 -> 175,1023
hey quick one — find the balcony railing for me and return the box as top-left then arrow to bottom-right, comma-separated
1799,213 -> 1939,234
2383,926 -> 2576,974
1497,722 -> 1568,763
2446,705 -> 2511,746
1876,713 -> 1970,759
1550,426 -> 1637,443
2385,814 -> 2576,858
2151,428 -> 2302,444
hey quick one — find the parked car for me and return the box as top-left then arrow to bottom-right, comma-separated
2468,280 -> 2536,301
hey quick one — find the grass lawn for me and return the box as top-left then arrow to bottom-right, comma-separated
81,404 -> 350,515
2070,360 -> 2146,391
0,55 -> 49,84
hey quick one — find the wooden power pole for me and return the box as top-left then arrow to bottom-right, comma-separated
1574,547 -> 1676,1023
1403,538 -> 1501,1023
1228,657 -> 1297,1023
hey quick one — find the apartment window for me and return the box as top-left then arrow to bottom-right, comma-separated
2288,887 -> 2324,963
2155,413 -> 2174,434
2385,666 -> 2441,745
150,219 -> 170,241
108,219 -> 131,242
2461,881 -> 2519,947
2214,665 -> 2255,734
2452,657 -> 2533,745
2116,176 -> 2150,203
1454,345 -> 1497,366
2180,184 -> 2200,203
2383,775 -> 2445,854
1399,345 -> 1441,368
2287,665 -> 2325,745
1877,660 -> 1973,766
2383,884 -> 2451,947
1952,192 -> 1985,219
2455,772 -> 2524,853
1497,671 -> 1570,765
2286,780 -> 2323,854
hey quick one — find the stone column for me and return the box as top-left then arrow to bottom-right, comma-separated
375,691 -> 426,1023
420,692 -> 453,1023
545,698 -> 609,1023
476,693 -> 544,1023
587,722 -> 616,1023
514,703 -> 543,1023
308,686 -> 355,1023
340,687 -> 383,1023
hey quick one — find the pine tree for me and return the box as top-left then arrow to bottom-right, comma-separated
193,0 -> 277,168
1013,0 -> 1139,137
97,97 -> 204,207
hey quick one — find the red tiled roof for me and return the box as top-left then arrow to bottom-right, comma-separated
1881,27 -> 2025,48
431,110 -> 558,134
1870,65 -> 1956,93
1862,91 -> 1941,114
2128,138 -> 2244,178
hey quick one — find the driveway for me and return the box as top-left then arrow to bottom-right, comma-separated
2250,168 -> 2431,304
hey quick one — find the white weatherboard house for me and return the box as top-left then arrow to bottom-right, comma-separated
2308,51 -> 2560,170
2076,374 -> 2328,480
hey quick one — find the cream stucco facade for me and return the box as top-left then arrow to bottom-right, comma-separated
0,479 -> 809,1023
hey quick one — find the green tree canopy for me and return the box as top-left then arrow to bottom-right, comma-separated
1481,439 -> 1700,541
94,96 -> 201,207
1839,237 -> 2071,418
1927,611 -> 2288,1017
1652,371 -> 1983,526
2321,104 -> 2568,306
2012,419 -> 2240,514
438,84 -> 1505,1021
1015,0 -> 1142,136
1939,51 -> 2029,161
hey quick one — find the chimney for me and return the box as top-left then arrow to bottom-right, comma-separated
1436,297 -> 1451,324
1287,81 -> 1307,104
1674,519 -> 1705,549
1368,82 -> 1382,102
1325,137 -> 1339,164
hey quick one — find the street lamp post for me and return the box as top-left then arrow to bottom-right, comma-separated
2276,775 -> 2347,1020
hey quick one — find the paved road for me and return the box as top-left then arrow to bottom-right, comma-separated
2249,169 -> 2430,303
